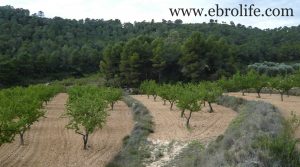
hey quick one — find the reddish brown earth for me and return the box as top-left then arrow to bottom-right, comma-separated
228,92 -> 300,139
0,93 -> 134,167
131,95 -> 237,143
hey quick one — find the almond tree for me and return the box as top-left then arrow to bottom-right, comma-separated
14,96 -> 44,145
217,76 -> 234,93
162,84 -> 180,110
149,81 -> 159,101
157,84 -> 170,105
273,76 -> 294,101
232,72 -> 250,96
176,85 -> 202,128
104,88 -> 122,110
67,86 -> 108,150
200,82 -> 223,113
11,86 -> 58,145
266,77 -> 278,96
140,80 -> 158,100
5,87 -> 40,145
246,70 -> 269,98
140,81 -> 151,98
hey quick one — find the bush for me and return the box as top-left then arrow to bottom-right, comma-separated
216,95 -> 247,111
194,96 -> 284,167
254,112 -> 300,167
107,96 -> 154,167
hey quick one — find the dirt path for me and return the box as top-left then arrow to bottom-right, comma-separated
0,93 -> 134,167
228,92 -> 300,138
131,95 -> 237,143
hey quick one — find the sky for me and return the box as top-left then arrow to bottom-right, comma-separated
0,0 -> 299,29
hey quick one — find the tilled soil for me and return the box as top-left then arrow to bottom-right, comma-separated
131,95 -> 237,143
0,93 -> 134,167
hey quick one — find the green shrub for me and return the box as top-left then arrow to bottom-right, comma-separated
255,112 -> 300,167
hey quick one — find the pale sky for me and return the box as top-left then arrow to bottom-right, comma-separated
0,0 -> 299,29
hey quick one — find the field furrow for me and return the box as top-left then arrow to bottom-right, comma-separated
0,93 -> 134,167
131,95 -> 237,143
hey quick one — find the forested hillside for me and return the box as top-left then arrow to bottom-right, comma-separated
0,5 -> 300,87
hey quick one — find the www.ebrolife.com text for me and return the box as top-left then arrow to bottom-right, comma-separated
170,4 -> 294,17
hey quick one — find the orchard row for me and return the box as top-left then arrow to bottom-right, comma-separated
0,85 -> 123,150
0,85 -> 63,146
140,80 -> 222,128
220,70 -> 300,101
139,70 -> 300,127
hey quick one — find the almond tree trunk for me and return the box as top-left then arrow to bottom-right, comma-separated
170,101 -> 174,110
280,92 -> 284,101
153,95 -> 157,101
111,102 -> 115,110
181,109 -> 185,118
208,102 -> 214,113
19,131 -> 25,145
83,133 -> 89,150
256,89 -> 261,98
186,111 -> 192,128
